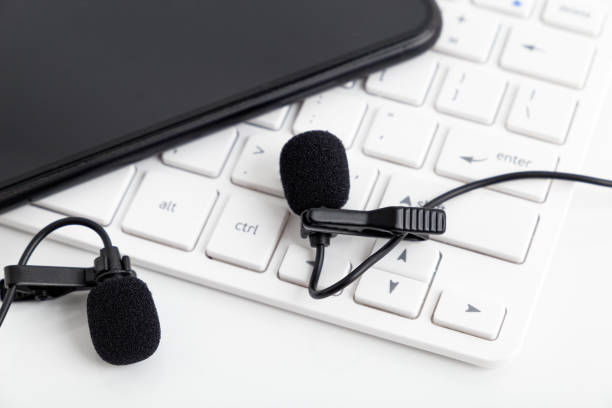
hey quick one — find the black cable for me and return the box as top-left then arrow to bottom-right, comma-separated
0,217 -> 113,328
0,286 -> 16,329
308,171 -> 612,299
308,235 -> 405,299
424,171 -> 612,209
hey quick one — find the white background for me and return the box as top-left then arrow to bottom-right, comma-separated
2,79 -> 612,408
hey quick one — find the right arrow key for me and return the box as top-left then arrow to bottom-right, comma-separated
466,304 -> 481,313
433,290 -> 506,340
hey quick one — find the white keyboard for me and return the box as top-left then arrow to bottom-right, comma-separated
3,0 -> 612,366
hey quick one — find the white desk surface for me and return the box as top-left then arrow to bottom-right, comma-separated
2,97 -> 612,408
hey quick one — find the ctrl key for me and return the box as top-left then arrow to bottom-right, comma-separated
433,291 -> 506,341
206,197 -> 288,272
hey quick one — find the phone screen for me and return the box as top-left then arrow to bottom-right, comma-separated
0,0 -> 436,191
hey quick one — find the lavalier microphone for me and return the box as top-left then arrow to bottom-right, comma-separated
280,131 -> 447,298
280,130 -> 446,242
0,217 -> 160,365
281,130 -> 612,300
279,130 -> 351,215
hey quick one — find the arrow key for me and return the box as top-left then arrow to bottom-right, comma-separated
389,280 -> 400,294
371,239 -> 440,284
354,269 -> 428,319
466,304 -> 481,313
433,290 -> 506,340
278,244 -> 351,290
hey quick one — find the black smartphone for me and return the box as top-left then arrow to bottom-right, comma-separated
0,0 -> 441,210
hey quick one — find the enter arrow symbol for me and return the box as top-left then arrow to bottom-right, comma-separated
466,304 -> 481,313
522,44 -> 544,52
253,145 -> 264,155
460,156 -> 487,164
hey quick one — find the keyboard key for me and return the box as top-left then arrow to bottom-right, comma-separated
500,26 -> 596,89
363,106 -> 438,168
435,128 -> 558,202
344,159 -> 379,210
248,106 -> 291,130
293,89 -> 367,147
435,68 -> 507,125
365,54 -> 438,106
380,173 -> 539,263
472,0 -> 536,17
542,0 -> 607,37
278,244 -> 351,290
162,127 -> 237,178
231,134 -> 288,197
206,197 -> 288,272
433,290 -> 506,340
370,239 -> 440,284
355,269 -> 428,319
506,84 -> 577,144
434,5 -> 500,62
122,170 -> 217,251
35,166 -> 135,226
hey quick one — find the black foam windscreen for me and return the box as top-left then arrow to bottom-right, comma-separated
280,131 -> 350,215
87,276 -> 160,365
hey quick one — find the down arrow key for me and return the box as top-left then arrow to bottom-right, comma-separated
389,280 -> 399,294
354,269 -> 428,319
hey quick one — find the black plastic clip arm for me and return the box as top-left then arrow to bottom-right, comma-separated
301,206 -> 446,241
1,246 -> 135,302
2,265 -> 96,301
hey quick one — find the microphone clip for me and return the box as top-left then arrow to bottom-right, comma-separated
1,246 -> 135,302
300,206 -> 446,245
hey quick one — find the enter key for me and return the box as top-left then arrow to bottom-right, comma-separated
435,128 -> 558,202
